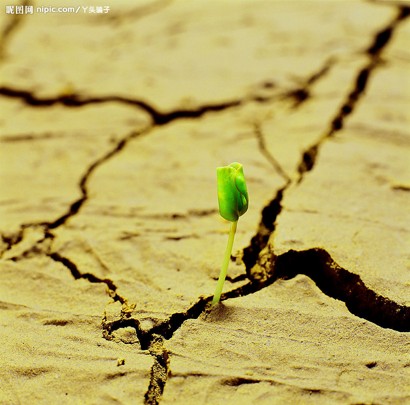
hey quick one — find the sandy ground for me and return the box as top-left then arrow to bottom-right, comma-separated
0,0 -> 409,404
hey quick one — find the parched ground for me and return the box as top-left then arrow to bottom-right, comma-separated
0,1 -> 409,404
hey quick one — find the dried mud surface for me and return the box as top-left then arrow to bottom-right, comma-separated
0,1 -> 409,404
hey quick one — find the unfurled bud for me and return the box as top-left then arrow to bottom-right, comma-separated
217,162 -> 249,222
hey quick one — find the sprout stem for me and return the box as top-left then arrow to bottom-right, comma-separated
212,220 -> 238,305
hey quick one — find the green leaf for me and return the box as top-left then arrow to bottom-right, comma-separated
217,162 -> 249,222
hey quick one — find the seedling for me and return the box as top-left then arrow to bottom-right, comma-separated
212,162 -> 249,305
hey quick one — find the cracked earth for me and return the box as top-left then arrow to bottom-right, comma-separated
0,0 -> 409,404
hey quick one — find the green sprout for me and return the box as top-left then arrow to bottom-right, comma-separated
212,162 -> 249,305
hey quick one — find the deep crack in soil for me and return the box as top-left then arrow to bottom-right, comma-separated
232,248 -> 410,332
273,249 -> 410,332
100,245 -> 410,351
